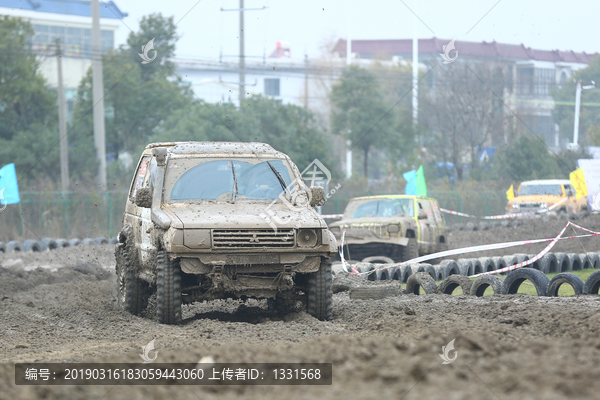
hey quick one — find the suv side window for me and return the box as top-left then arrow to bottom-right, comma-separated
419,200 -> 435,224
565,185 -> 574,197
130,156 -> 150,199
430,201 -> 444,224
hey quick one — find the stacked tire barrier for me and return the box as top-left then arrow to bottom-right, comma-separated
333,252 -> 600,299
0,237 -> 118,253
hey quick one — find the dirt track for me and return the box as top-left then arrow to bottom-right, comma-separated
1,215 -> 600,399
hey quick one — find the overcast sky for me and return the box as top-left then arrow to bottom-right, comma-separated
111,0 -> 600,61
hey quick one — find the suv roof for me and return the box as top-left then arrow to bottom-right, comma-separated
144,141 -> 284,157
521,179 -> 570,186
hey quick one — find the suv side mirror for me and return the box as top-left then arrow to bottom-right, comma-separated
310,186 -> 326,207
135,187 -> 153,208
418,211 -> 428,220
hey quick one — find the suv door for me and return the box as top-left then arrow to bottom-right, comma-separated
127,156 -> 150,264
563,184 -> 579,216
429,200 -> 447,251
416,200 -> 434,254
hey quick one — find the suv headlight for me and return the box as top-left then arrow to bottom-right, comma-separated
512,203 -> 520,209
297,229 -> 318,247
540,202 -> 548,208
387,224 -> 400,235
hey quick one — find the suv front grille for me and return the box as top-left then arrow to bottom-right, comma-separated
212,229 -> 295,249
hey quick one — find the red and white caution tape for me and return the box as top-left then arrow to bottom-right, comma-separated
338,229 -> 359,274
345,221 -> 600,277
440,198 -> 567,220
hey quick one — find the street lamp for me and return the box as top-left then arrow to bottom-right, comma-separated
568,80 -> 595,150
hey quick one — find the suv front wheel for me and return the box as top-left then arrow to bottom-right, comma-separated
157,251 -> 182,324
307,257 -> 333,321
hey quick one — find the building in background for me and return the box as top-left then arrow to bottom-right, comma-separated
332,37 -> 597,150
0,0 -> 127,121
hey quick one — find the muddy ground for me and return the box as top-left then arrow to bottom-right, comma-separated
1,215 -> 600,399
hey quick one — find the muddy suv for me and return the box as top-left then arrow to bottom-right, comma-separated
506,179 -> 589,217
329,195 -> 448,263
115,142 -> 337,324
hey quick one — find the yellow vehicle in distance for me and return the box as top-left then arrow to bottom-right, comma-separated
506,179 -> 589,217
328,195 -> 448,263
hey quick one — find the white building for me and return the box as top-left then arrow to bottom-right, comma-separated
0,0 -> 127,120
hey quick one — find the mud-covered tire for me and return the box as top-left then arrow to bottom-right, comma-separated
584,270 -> 600,295
116,244 -> 148,315
400,265 -> 413,283
538,253 -> 556,274
68,238 -> 81,247
55,239 -> 70,248
82,238 -> 96,246
362,256 -> 394,264
580,253 -> 598,270
376,266 -> 391,281
42,238 -> 58,250
438,275 -> 473,295
403,238 -> 419,261
478,257 -> 495,273
307,257 -> 333,321
501,268 -> 550,296
22,239 -> 42,252
0,242 -> 5,253
7,241 -> 21,252
457,259 -> 473,276
470,275 -> 504,296
423,264 -> 437,280
491,257 -> 507,274
439,259 -> 460,280
349,285 -> 402,300
547,273 -> 584,297
332,272 -> 364,293
390,266 -> 403,281
157,251 -> 182,324
405,272 -> 437,295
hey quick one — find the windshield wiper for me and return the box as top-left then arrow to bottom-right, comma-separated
231,161 -> 238,202
267,161 -> 291,197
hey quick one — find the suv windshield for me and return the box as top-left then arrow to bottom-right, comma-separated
518,184 -> 563,196
350,199 -> 414,218
165,158 -> 294,202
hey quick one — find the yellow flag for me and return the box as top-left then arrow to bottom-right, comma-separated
569,168 -> 588,199
506,184 -> 515,200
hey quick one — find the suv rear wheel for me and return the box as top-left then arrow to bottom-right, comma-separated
157,251 -> 182,324
307,257 -> 333,321
403,238 -> 419,261
116,244 -> 148,315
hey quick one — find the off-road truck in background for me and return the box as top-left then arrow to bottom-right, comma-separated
329,195 -> 448,263
115,142 -> 337,324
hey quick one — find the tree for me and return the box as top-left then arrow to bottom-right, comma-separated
0,16 -> 58,185
496,135 -> 561,182
330,66 -> 396,178
423,61 -> 510,180
153,95 -> 339,177
552,55 -> 600,146
69,13 -> 193,184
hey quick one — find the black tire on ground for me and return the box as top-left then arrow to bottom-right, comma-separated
68,238 -> 81,247
94,237 -> 109,245
457,259 -> 473,276
116,244 -> 148,315
157,250 -> 182,324
349,285 -> 402,300
400,265 -> 413,283
439,260 -> 460,280
471,259 -> 484,275
390,266 -> 403,281
433,265 -> 444,281
6,241 -> 21,252
470,275 -> 504,297
410,264 -> 425,274
555,253 -> 571,272
438,275 -> 473,295
478,257 -> 495,273
38,240 -> 48,252
502,255 -> 518,268
567,254 -> 582,271
423,264 -> 437,281
307,257 -> 333,321
527,254 -> 541,271
465,222 -> 477,231
491,257 -> 508,274
501,268 -> 550,296
580,253 -> 600,269
376,266 -> 391,281
55,239 -> 70,248
514,253 -> 530,265
42,238 -> 58,250
478,221 -> 489,231
0,241 -> 5,253
362,256 -> 395,264
22,239 -> 42,252
584,270 -> 600,295
403,238 -> 419,262
332,273 -> 364,293
82,238 -> 96,246
547,273 -> 584,297
538,253 -> 557,274
405,272 -> 438,295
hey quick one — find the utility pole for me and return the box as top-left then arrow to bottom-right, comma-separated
569,80 -> 595,150
304,54 -> 309,109
239,0 -> 245,104
412,8 -> 418,127
91,0 -> 107,191
220,3 -> 266,106
345,7 -> 353,179
55,39 -> 69,192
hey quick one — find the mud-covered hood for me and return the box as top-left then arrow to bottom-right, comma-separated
509,195 -> 563,206
164,202 -> 326,229
329,216 -> 414,239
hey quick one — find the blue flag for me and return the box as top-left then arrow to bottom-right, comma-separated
0,163 -> 20,205
403,169 -> 417,195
